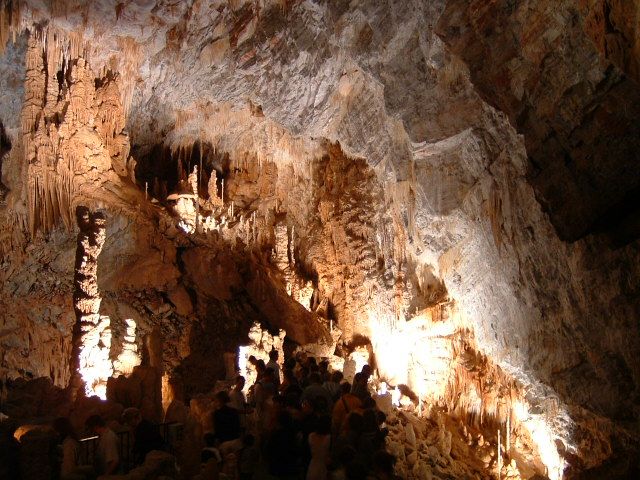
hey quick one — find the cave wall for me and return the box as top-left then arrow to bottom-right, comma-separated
0,0 -> 639,475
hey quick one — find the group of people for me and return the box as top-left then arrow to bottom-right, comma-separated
48,349 -> 400,480
203,350 -> 400,480
53,407 -> 164,479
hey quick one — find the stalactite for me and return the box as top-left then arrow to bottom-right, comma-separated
0,0 -> 20,55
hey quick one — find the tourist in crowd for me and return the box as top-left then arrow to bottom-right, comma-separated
299,398 -> 320,470
307,415 -> 331,480
229,375 -> 253,432
196,432 -> 222,480
53,417 -> 94,480
85,414 -> 119,476
295,365 -> 310,389
122,407 -> 165,465
212,390 -> 241,445
229,375 -> 247,411
301,373 -> 333,410
253,368 -> 277,432
333,413 -> 375,469
322,370 -> 343,404
280,368 -> 302,398
362,409 -> 386,452
351,372 -> 370,403
318,360 -> 330,382
369,450 -> 401,479
224,349 -> 398,480
332,382 -> 362,435
265,410 -> 300,479
266,349 -> 281,385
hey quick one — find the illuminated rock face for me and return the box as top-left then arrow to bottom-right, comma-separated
0,0 -> 639,477
72,207 -> 110,399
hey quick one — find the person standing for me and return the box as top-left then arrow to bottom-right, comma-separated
307,416 -> 332,480
53,417 -> 94,480
266,350 -> 281,385
85,415 -> 119,476
122,407 -> 164,465
212,390 -> 241,444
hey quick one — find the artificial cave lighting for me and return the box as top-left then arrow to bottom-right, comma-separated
1,1 -> 639,478
113,319 -> 141,376
78,315 -> 113,400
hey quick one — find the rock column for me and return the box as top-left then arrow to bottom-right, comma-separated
71,206 -> 111,399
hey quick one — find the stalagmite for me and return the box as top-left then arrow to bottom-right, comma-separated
71,207 -> 111,399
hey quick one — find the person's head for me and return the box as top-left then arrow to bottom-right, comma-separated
235,375 -> 245,390
361,364 -> 372,379
53,417 -> 77,441
248,355 -> 258,366
340,382 -> 352,396
353,372 -> 364,384
122,407 -> 142,427
256,359 -> 266,372
85,414 -> 106,435
331,371 -> 343,383
308,372 -> 322,385
214,390 -> 230,408
319,360 -> 329,372
269,349 -> 278,362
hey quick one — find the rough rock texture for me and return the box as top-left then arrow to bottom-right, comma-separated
0,1 -> 639,478
437,0 -> 640,243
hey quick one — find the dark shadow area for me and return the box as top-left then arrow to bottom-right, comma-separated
0,120 -> 10,200
132,140 -> 230,203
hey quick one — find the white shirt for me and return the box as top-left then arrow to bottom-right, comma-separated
97,428 -> 119,474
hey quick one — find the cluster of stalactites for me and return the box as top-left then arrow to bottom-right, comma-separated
20,26 -> 130,236
0,0 -> 21,56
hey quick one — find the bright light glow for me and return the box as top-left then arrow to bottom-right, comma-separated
79,315 -> 113,400
378,382 -> 388,395
391,387 -> 401,407
513,400 -> 565,480
113,319 -> 141,376
238,345 -> 250,394
368,307 -> 455,403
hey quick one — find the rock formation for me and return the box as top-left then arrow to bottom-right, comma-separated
0,1 -> 639,478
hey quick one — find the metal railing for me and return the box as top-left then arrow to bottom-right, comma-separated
78,422 -> 183,473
